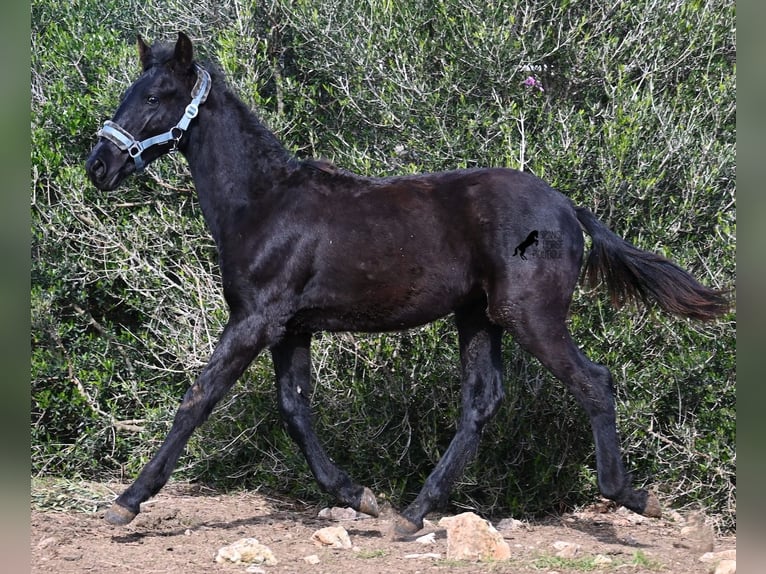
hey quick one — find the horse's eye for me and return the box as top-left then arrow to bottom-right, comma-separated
147,95 -> 159,105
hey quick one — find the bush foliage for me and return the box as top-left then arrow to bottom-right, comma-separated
31,0 -> 735,529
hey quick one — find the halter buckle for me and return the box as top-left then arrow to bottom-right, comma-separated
185,103 -> 199,120
128,143 -> 143,158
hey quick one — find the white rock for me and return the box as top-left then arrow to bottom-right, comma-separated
404,552 -> 442,559
552,540 -> 581,559
666,509 -> 684,523
438,512 -> 512,561
36,536 -> 59,550
303,554 -> 321,564
679,511 -> 714,553
714,559 -> 736,574
594,554 -> 613,565
311,525 -> 352,549
700,550 -> 737,563
496,518 -> 525,531
415,532 -> 436,544
215,537 -> 278,566
615,506 -> 646,523
317,506 -> 360,520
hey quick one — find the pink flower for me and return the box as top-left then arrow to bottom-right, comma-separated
522,75 -> 544,92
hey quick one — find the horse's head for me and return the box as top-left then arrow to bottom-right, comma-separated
85,32 -> 210,191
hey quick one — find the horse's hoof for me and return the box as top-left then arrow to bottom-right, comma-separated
104,503 -> 137,525
358,487 -> 379,517
642,491 -> 662,518
392,514 -> 422,538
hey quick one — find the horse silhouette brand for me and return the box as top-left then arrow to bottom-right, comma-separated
513,230 -> 539,260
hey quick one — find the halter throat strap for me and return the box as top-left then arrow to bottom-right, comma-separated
98,64 -> 211,171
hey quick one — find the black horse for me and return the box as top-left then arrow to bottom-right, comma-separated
86,33 -> 729,535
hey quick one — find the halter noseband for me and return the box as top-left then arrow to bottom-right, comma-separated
97,64 -> 212,171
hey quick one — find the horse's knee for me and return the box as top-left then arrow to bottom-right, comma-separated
580,363 -> 617,411
277,384 -> 312,429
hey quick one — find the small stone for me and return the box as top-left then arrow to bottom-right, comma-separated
215,538 -> 278,566
666,509 -> 684,523
36,536 -> 59,550
496,518 -> 524,531
311,525 -> 352,549
303,554 -> 321,564
438,512 -> 512,561
700,550 -> 736,563
317,506 -> 360,521
61,551 -> 83,561
679,511 -> 714,553
615,506 -> 646,524
714,559 -> 736,574
594,554 -> 613,566
404,552 -> 442,559
415,532 -> 436,544
622,534 -> 639,545
552,540 -> 581,559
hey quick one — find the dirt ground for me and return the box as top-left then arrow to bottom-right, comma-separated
31,481 -> 735,574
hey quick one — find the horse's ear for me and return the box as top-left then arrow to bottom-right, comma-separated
174,32 -> 194,71
137,35 -> 152,70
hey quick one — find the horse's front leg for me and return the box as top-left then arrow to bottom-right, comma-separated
271,332 -> 379,517
396,303 -> 505,536
104,315 -> 268,525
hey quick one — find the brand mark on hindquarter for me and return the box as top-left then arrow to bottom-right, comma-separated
513,229 -> 563,260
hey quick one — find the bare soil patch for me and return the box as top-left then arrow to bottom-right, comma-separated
31,481 -> 735,573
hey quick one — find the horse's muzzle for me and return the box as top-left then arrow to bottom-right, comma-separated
85,140 -> 134,191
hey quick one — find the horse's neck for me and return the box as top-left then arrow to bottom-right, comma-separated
182,89 -> 295,246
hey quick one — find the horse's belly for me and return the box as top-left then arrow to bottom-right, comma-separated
289,279 -> 482,333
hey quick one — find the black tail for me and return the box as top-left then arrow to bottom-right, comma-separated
575,207 -> 730,321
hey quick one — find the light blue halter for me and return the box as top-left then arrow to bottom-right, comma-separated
97,64 -> 211,171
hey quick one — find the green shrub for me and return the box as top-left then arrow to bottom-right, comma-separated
32,0 -> 735,530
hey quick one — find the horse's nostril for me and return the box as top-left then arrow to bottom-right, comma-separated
91,158 -> 106,178
86,156 -> 108,185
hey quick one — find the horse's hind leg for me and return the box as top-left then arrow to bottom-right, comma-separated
488,292 -> 661,519
396,302 -> 505,536
271,332 -> 379,517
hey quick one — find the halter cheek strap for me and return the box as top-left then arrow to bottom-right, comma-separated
98,64 -> 211,171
